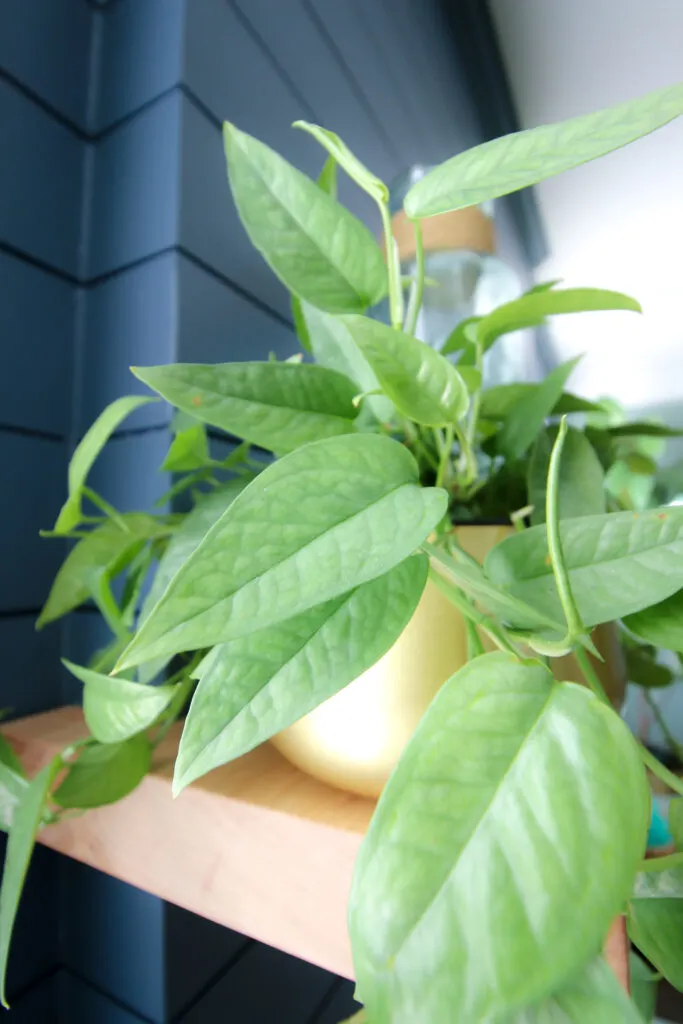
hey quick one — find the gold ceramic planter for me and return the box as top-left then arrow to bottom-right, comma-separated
271,526 -> 625,798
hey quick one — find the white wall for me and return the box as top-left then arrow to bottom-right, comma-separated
490,0 -> 683,408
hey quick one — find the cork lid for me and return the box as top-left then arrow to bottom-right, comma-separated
390,206 -> 496,262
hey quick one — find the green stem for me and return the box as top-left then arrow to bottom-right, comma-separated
82,486 -> 130,533
640,744 -> 683,799
465,335 -> 484,452
379,202 -> 403,329
428,565 -> 519,657
638,851 -> 683,874
453,421 -> 478,488
465,616 -> 485,659
403,220 -> 425,336
435,425 -> 454,490
546,418 -> 584,640
90,576 -> 129,641
445,532 -> 483,571
643,689 -> 683,763
574,646 -> 610,706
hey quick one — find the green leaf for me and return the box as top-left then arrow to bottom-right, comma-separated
116,435 -> 447,670
528,426 -> 606,526
174,556 -> 428,791
476,288 -> 640,356
53,395 -> 156,533
497,358 -> 581,461
630,952 -> 657,1023
291,294 -> 312,353
671,801 -> 683,851
0,739 -> 23,780
503,957 -> 646,1023
37,514 -> 163,628
341,316 -> 468,427
625,646 -> 675,689
290,156 -> 338,353
293,122 -> 388,204
349,653 -> 648,1023
62,660 -> 176,743
0,766 -> 28,833
133,362 -> 359,454
485,507 -> 683,628
316,155 -> 337,199
608,422 -> 683,438
162,424 -> 210,472
629,865 -> 683,991
553,393 -> 605,416
303,305 -> 393,423
0,757 -> 60,1007
404,82 -> 683,217
441,316 -> 482,357
223,122 -> 387,313
53,735 -> 151,810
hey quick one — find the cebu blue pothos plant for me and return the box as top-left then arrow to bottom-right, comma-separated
2,83 -> 683,1021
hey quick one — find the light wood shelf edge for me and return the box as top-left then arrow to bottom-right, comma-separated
2,707 -> 377,980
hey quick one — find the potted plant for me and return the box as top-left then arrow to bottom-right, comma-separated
2,82 -> 683,1021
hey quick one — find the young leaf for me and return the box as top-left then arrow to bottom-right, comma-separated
62,659 -> 176,744
629,952 -> 658,1023
293,122 -> 388,204
0,757 -> 61,1007
0,738 -> 24,779
161,424 -> 210,472
53,735 -> 151,810
506,956 -> 646,1023
552,392 -> 605,416
608,422 -> 683,438
440,316 -> 482,357
291,294 -> 312,353
174,556 -> 428,791
485,507 -> 683,628
625,590 -> 683,652
116,435 -> 447,670
628,863 -> 683,992
53,396 -> 156,534
625,646 -> 675,689
0,766 -> 28,833
341,316 -> 469,426
316,155 -> 337,199
497,357 -> 581,461
133,362 -> 359,454
37,514 -> 162,628
303,305 -> 393,423
223,123 -> 387,313
528,427 -> 605,525
404,81 -> 683,217
349,653 -> 648,1022
477,288 -> 641,355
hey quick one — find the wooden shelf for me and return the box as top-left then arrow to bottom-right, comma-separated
2,707 -> 376,980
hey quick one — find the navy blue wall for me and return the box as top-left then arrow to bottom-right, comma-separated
1,1 -> 537,1019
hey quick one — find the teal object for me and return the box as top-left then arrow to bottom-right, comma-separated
648,799 -> 673,849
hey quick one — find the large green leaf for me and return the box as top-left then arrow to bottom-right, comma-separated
479,385 -> 600,422
303,305 -> 393,423
62,659 -> 176,744
133,362 -> 359,454
0,757 -> 60,1007
625,645 -> 675,689
496,358 -> 580,461
53,395 -> 156,533
629,863 -> 683,991
223,123 -> 387,313
476,288 -> 640,355
161,423 -> 210,472
341,316 -> 468,426
53,735 -> 151,810
528,427 -> 605,526
629,952 -> 657,1023
116,435 -> 446,671
404,82 -> 683,217
0,766 -> 28,833
501,957 -> 645,1023
608,422 -> 683,438
291,155 -> 338,352
624,589 -> 683,651
0,738 -> 23,779
174,556 -> 428,791
485,507 -> 683,628
37,514 -> 162,628
349,653 -> 648,1023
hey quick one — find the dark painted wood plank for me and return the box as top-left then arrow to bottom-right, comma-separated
0,252 -> 75,436
176,253 -> 295,364
0,617 -> 62,719
178,942 -> 336,1024
4,968 -> 59,1023
312,978 -> 361,1023
0,434 -> 67,611
88,433 -> 171,512
60,861 -> 165,1024
92,0 -> 185,132
80,254 -> 177,432
0,0 -> 93,130
0,82 -> 85,277
86,92 -> 181,279
59,968 -> 154,1024
165,905 -> 251,1021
